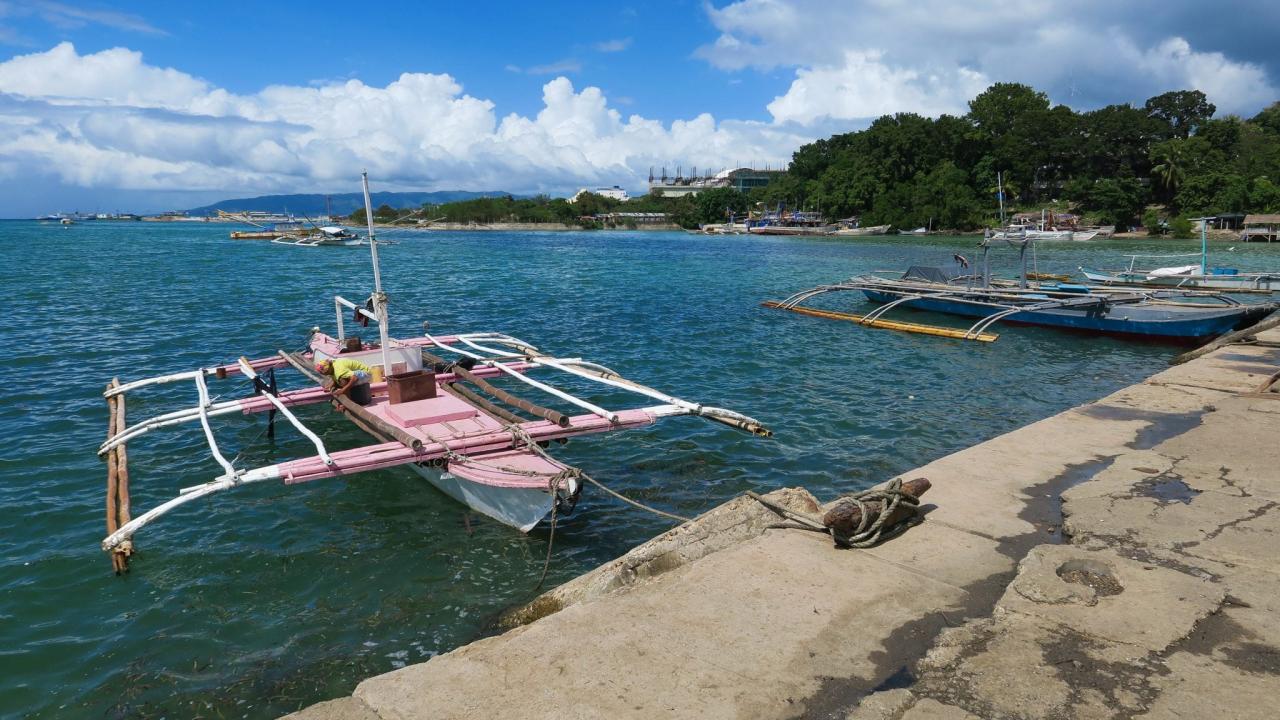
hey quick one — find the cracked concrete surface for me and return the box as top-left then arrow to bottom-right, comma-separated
285,328 -> 1280,720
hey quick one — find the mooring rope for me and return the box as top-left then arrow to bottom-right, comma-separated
751,478 -> 921,549
827,478 -> 920,548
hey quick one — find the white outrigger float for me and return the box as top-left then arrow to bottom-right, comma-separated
99,173 -> 769,572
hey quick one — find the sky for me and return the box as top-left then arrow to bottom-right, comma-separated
0,0 -> 1277,217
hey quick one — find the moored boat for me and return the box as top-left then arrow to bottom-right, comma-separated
1079,223 -> 1280,293
830,223 -> 891,237
1079,265 -> 1279,292
97,173 -> 770,572
765,232 -> 1276,342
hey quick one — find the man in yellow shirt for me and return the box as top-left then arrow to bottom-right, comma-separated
315,357 -> 374,405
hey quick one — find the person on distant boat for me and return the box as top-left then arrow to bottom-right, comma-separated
315,357 -> 374,406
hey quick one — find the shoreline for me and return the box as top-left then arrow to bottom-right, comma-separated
287,316 -> 1280,719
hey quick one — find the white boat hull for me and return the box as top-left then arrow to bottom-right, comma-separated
410,464 -> 554,532
832,225 -> 891,237
994,229 -> 1098,242
1080,267 -> 1279,292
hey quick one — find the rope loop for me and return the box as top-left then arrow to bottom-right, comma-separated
828,478 -> 920,548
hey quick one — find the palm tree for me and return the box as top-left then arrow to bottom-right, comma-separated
1151,142 -> 1186,195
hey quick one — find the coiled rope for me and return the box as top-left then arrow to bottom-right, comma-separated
827,478 -> 920,548
749,478 -> 921,549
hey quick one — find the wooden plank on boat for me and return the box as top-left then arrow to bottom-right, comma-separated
422,350 -> 571,427
1170,311 -> 1280,365
761,301 -> 999,342
444,381 -> 529,425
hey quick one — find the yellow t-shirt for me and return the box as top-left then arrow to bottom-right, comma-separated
332,358 -> 373,383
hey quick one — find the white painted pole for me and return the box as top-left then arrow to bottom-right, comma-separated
237,358 -> 334,466
1201,220 -> 1208,275
361,171 -> 393,376
335,297 -> 345,343
194,373 -> 237,478
425,333 -> 619,422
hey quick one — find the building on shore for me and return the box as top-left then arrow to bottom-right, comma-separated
647,166 -> 784,198
571,186 -> 630,203
1241,213 -> 1280,242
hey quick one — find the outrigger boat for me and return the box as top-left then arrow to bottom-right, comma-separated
99,173 -> 769,571
765,231 -> 1276,342
271,225 -> 366,247
1079,224 -> 1279,293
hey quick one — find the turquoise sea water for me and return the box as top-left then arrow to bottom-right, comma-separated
3,222 -> 1277,717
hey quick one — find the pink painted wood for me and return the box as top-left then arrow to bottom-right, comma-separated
278,408 -> 656,486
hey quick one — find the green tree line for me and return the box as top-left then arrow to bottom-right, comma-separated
352,85 -> 1280,232
769,84 -> 1280,231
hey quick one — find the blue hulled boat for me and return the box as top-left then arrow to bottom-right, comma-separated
767,232 -> 1276,342
859,280 -> 1273,340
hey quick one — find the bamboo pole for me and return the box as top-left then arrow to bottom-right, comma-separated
1170,310 -> 1280,365
762,301 -> 999,342
115,386 -> 131,527
114,382 -> 132,573
422,351 -> 571,427
105,380 -> 121,573
444,381 -> 529,425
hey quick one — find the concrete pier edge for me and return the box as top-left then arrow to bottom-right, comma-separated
286,325 -> 1280,720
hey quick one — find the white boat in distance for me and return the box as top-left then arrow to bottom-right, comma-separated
831,224 -> 891,237
991,227 -> 1098,242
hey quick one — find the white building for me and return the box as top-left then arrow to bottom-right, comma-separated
570,186 -> 630,203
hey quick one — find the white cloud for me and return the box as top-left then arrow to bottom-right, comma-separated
593,38 -> 632,53
0,43 -> 805,202
701,0 -> 1279,123
767,50 -> 989,124
1135,38 -> 1276,115
506,58 -> 583,75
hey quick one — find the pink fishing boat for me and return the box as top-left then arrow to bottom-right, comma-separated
99,174 -> 769,570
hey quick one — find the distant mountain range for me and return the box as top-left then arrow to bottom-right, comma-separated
186,190 -> 514,216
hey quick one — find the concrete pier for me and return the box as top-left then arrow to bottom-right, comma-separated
287,328 -> 1280,720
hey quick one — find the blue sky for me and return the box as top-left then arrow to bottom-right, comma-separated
0,0 -> 1277,216
0,1 -> 788,122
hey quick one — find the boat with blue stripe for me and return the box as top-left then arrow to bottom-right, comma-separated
767,231 -> 1276,342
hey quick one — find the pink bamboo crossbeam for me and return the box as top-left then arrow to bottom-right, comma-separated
277,408 -> 657,485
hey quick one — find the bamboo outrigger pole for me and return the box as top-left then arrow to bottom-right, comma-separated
104,378 -> 133,573
761,301 -> 1000,342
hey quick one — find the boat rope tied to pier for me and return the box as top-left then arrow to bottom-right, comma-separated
749,477 -> 931,548
96,172 -> 770,573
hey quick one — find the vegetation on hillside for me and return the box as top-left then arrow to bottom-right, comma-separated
351,85 -> 1280,232
768,85 -> 1280,231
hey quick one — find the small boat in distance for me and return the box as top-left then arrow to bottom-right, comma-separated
271,226 -> 366,247
747,204 -> 836,235
830,219 -> 891,237
992,209 -> 1098,241
1079,223 -> 1280,293
98,172 -> 770,572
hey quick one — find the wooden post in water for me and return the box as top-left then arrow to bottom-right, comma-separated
104,378 -> 133,573
105,380 -> 120,573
